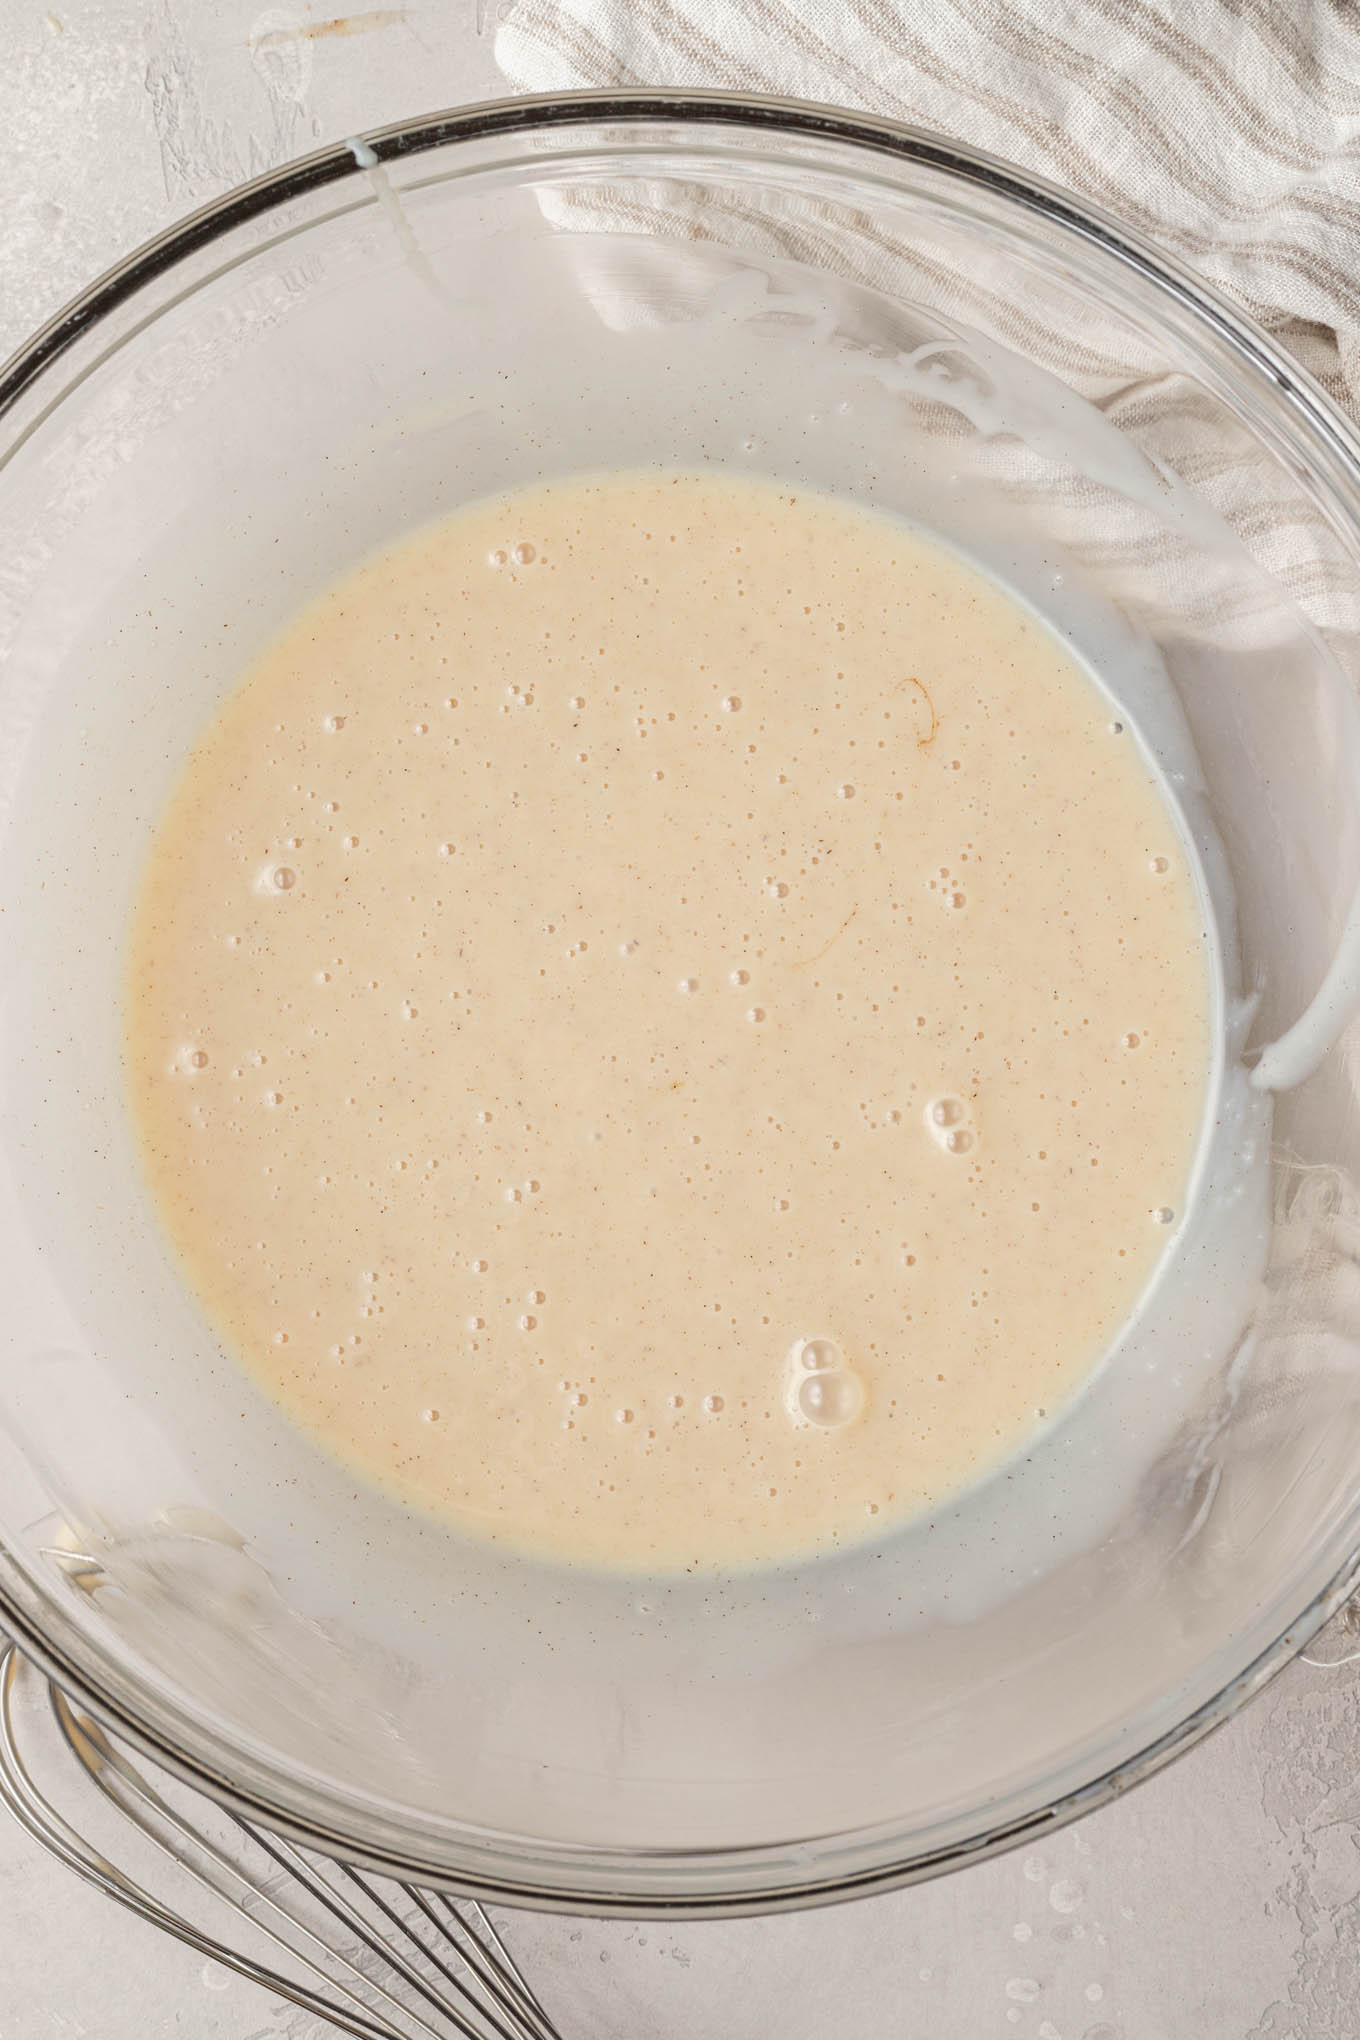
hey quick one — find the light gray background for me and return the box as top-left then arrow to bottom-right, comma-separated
2,6 -> 1359,2036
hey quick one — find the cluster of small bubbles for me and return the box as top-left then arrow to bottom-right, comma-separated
324,713 -> 346,732
789,1338 -> 866,1430
730,968 -> 749,987
926,1095 -> 976,1155
272,866 -> 296,891
513,541 -> 536,566
1152,1205 -> 1175,1225
1149,855 -> 1169,875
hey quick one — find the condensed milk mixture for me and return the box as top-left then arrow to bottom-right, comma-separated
125,472 -> 1211,1568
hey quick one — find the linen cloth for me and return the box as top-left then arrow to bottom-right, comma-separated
492,1 -> 1360,637
495,0 -> 1360,410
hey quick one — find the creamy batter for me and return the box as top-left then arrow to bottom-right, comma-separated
125,473 -> 1210,1569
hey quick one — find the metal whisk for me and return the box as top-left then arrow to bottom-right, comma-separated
0,1642 -> 564,2040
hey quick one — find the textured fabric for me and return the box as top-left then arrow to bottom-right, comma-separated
493,0 -> 1360,639
496,0 -> 1360,412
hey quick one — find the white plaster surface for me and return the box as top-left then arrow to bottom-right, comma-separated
2,6 -> 1360,2036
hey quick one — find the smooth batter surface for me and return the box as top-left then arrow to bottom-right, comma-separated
125,473 -> 1210,1569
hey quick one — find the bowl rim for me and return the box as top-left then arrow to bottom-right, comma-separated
4,84 -> 1360,1916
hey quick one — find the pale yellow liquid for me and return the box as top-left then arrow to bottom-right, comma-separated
125,473 -> 1210,1569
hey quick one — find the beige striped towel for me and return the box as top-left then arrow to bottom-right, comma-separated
496,0 -> 1360,408
493,1 -> 1360,639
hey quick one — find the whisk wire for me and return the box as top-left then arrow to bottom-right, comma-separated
0,1643 -> 562,2040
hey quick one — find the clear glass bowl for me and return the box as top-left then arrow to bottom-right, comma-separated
3,91 -> 1360,1915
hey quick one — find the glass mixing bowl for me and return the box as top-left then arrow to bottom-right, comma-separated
3,92 -> 1360,1916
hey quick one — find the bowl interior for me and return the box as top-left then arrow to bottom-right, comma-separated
3,97 -> 1360,1910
